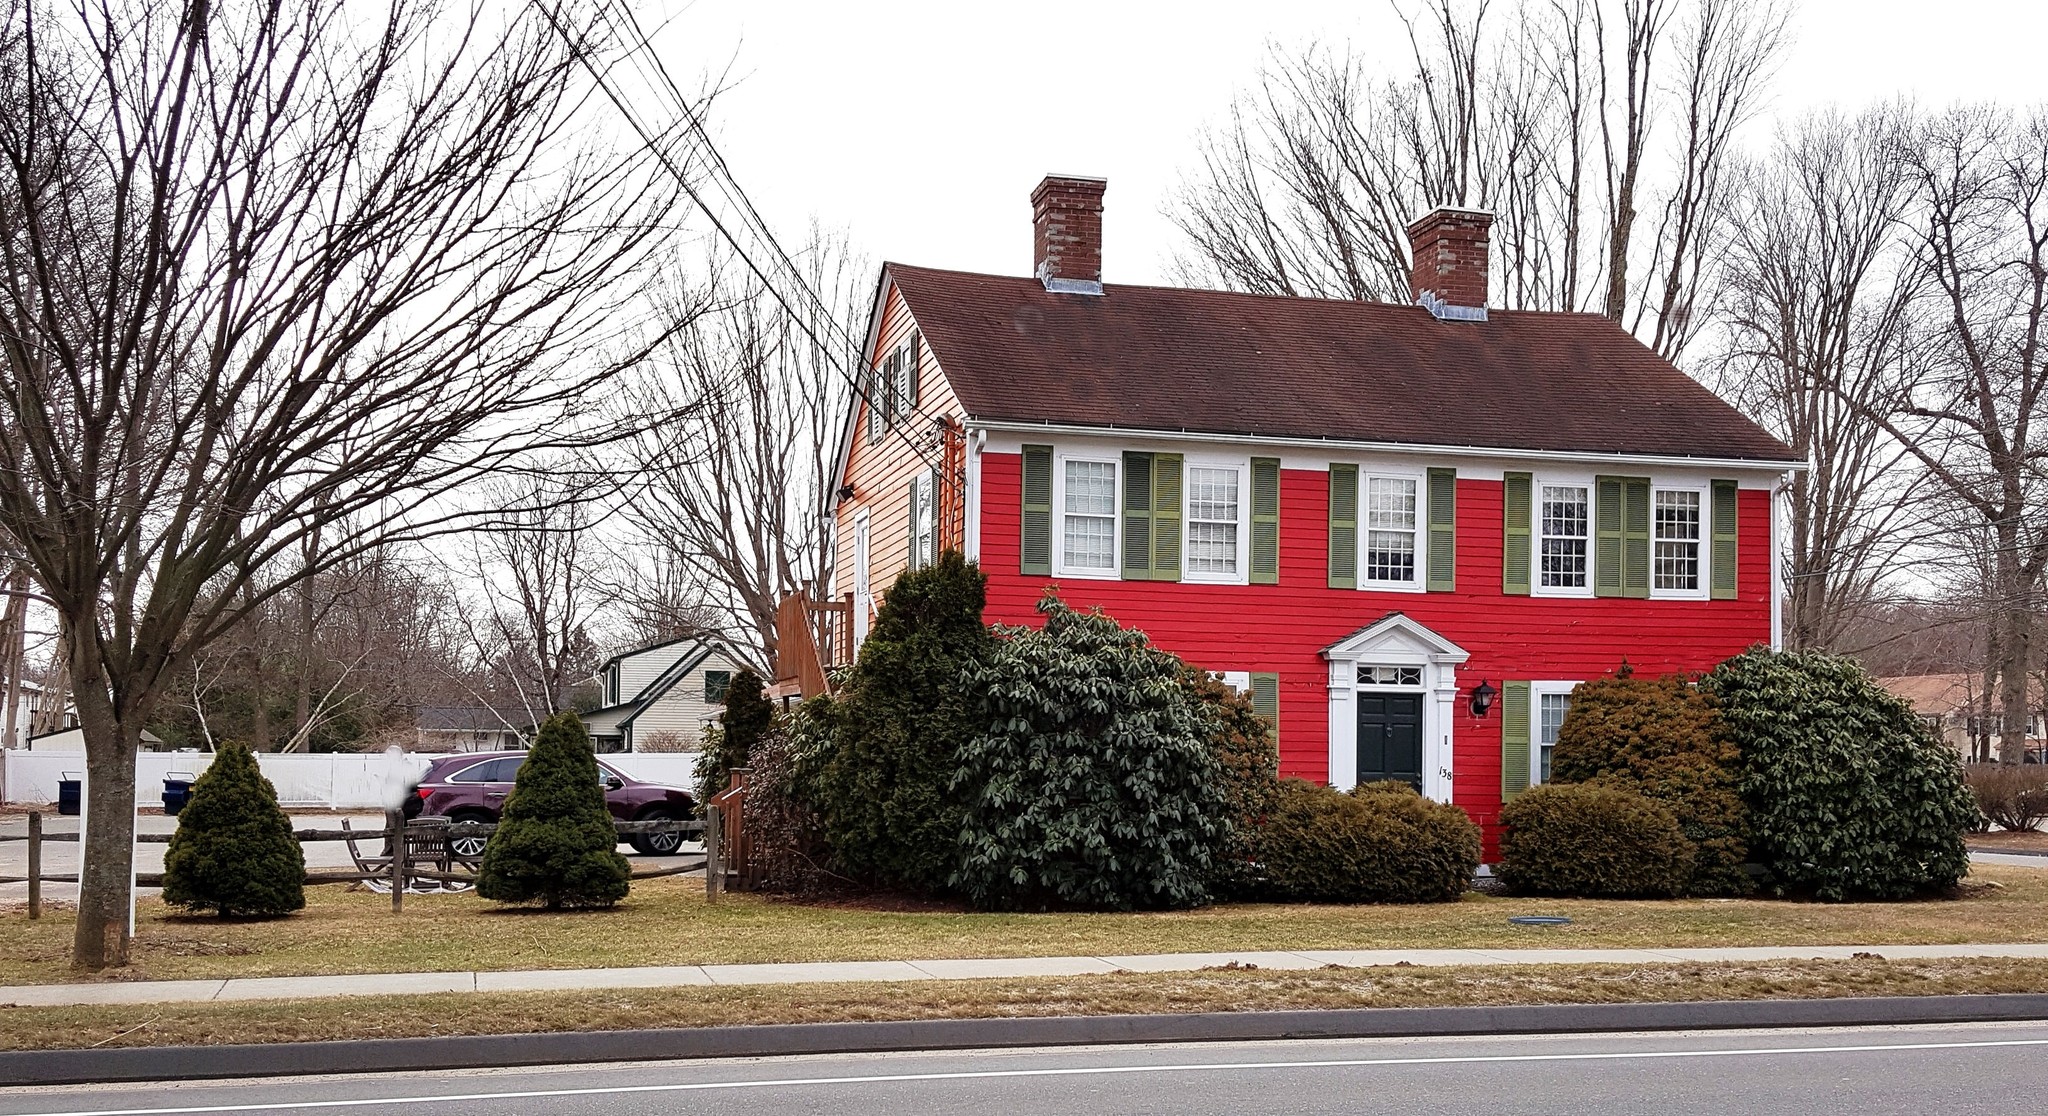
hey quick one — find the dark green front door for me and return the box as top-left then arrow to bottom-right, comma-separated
1358,692 -> 1425,790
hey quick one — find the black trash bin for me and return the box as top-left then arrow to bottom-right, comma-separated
57,773 -> 81,816
162,773 -> 195,817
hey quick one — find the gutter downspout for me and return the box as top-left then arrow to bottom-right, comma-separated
1771,469 -> 1792,652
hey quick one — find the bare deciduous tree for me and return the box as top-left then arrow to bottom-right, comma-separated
617,234 -> 858,670
1870,106 -> 2048,762
0,0 -> 692,967
1715,106 -> 1927,650
1168,0 -> 1785,361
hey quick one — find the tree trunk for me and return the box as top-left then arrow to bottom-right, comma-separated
1996,527 -> 2034,763
68,650 -> 143,971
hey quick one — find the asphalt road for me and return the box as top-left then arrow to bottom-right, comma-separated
4,1023 -> 2044,1116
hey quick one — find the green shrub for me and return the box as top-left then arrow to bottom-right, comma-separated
813,551 -> 995,893
695,668 -> 772,807
1191,671 -> 1283,898
744,696 -> 839,894
1703,648 -> 1977,901
951,593 -> 1227,911
476,712 -> 631,909
161,741 -> 306,917
1256,779 -> 1480,903
1497,783 -> 1695,898
1551,670 -> 1750,896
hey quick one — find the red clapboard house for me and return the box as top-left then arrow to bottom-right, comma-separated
827,174 -> 1800,849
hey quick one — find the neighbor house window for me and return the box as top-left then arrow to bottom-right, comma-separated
1060,458 -> 1118,572
1539,484 -> 1590,590
1363,475 -> 1419,584
1185,465 -> 1243,577
1653,488 -> 1703,593
704,669 -> 731,704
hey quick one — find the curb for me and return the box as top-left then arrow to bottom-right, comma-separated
6,994 -> 2048,1087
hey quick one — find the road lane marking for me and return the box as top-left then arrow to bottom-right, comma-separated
12,1035 -> 2048,1115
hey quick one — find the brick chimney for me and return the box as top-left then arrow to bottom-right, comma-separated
1406,207 -> 1493,321
1032,174 -> 1106,295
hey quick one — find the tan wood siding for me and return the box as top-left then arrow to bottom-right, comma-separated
833,282 -> 966,614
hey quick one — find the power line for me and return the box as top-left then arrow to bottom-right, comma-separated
542,0 -> 955,478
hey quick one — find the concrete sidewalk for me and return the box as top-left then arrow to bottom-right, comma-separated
10,942 -> 2048,1009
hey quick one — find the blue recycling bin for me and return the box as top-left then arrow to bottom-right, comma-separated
57,773 -> 81,816
162,773 -> 195,817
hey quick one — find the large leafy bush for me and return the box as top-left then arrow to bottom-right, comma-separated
1703,648 -> 1977,901
951,594 -> 1228,910
1497,782 -> 1695,898
161,740 -> 306,917
476,712 -> 631,909
695,668 -> 772,807
1551,669 -> 1749,896
1257,779 -> 1479,903
812,551 -> 995,892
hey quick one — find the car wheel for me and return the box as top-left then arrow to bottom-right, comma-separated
630,810 -> 682,856
447,811 -> 493,859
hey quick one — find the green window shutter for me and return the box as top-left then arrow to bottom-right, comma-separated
905,330 -> 922,411
1249,672 -> 1279,747
1020,445 -> 1052,576
1501,680 -> 1532,801
1327,464 -> 1358,589
1502,471 -> 1532,595
1250,457 -> 1280,585
1593,475 -> 1624,597
1151,453 -> 1183,582
1622,477 -> 1651,598
1122,451 -> 1155,580
1711,479 -> 1739,600
1425,467 -> 1457,591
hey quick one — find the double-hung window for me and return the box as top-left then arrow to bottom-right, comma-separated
1652,487 -> 1704,595
1059,457 -> 1118,573
1538,483 -> 1590,592
1185,463 -> 1245,581
1363,475 -> 1420,586
1531,682 -> 1577,785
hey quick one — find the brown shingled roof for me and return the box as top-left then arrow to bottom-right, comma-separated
887,264 -> 1798,463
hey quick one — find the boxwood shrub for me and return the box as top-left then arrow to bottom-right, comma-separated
1256,779 -> 1480,904
1703,648 -> 1977,900
1497,782 -> 1695,898
1551,669 -> 1750,896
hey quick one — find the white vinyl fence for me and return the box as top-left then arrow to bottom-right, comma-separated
2,749 -> 699,809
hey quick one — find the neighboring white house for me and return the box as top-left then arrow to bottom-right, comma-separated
2,680 -> 75,748
581,637 -> 744,753
414,706 -> 527,753
28,726 -> 167,751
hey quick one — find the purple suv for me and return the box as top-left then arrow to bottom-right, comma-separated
406,752 -> 695,856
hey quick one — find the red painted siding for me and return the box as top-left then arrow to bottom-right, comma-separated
979,453 -> 1773,848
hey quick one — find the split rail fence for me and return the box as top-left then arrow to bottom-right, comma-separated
3,812 -> 714,919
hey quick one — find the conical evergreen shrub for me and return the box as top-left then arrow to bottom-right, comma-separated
161,740 -> 306,917
476,712 -> 631,909
695,668 -> 772,807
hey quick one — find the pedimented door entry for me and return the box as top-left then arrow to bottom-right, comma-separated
1357,692 -> 1425,791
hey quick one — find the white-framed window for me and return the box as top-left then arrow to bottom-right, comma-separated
1531,681 -> 1579,786
1184,460 -> 1248,583
1357,665 -> 1424,687
1362,473 -> 1422,588
1537,482 -> 1591,593
909,470 -> 936,570
1056,455 -> 1119,576
1652,485 -> 1706,597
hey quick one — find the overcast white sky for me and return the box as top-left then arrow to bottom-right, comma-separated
659,0 -> 2047,286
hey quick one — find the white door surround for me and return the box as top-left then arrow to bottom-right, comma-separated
1323,612 -> 1470,802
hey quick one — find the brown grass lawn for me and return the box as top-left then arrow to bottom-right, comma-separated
6,957 -> 2048,1052
1970,831 -> 2048,853
4,863 -> 2047,987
